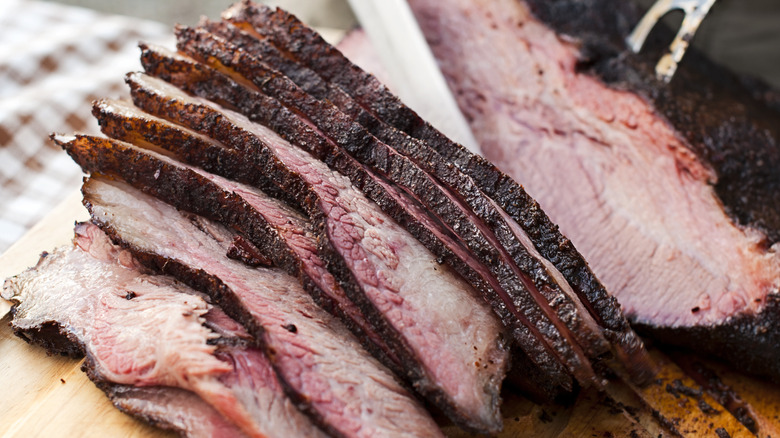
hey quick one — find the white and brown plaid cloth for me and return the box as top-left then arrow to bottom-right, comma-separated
0,0 -> 171,252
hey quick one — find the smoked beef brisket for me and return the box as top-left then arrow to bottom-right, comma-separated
406,0 -> 780,380
3,1 -> 669,434
136,43 -> 584,391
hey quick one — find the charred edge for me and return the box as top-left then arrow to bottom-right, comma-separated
224,2 -> 414,132
226,235 -> 274,267
209,336 -> 253,349
104,386 -> 194,436
202,20 -> 337,106
10,319 -> 85,359
92,98 -> 287,205
136,50 -> 575,393
637,293 -> 780,384
81,364 -> 211,437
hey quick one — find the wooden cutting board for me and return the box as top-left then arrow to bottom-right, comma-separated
2,191 -> 779,437
0,191 -> 173,437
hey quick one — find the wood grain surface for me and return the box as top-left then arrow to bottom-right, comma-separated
2,191 -> 779,437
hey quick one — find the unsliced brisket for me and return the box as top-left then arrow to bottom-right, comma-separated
2,221 -> 323,438
81,176 -> 444,437
92,84 -> 510,432
406,0 -> 780,379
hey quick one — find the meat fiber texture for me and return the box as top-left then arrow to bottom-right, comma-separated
81,176 -> 445,438
407,0 -> 780,380
1,222 -> 323,438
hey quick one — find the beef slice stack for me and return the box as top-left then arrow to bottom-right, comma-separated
2,1 -> 660,435
405,0 -> 780,381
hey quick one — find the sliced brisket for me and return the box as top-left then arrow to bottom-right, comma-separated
406,0 -> 780,379
81,176 -> 444,437
2,222 -> 323,438
91,83 -> 510,432
138,40 -> 598,391
133,48 -> 571,398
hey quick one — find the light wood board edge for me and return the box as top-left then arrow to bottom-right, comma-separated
0,189 -> 87,316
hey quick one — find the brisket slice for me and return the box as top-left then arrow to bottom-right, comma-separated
107,386 -> 248,438
407,0 -> 780,380
221,2 -> 651,384
81,176 -> 444,438
94,87 -> 510,432
1,221 -> 323,438
137,43 -> 591,391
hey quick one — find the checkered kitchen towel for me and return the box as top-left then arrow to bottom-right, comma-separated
0,0 -> 171,252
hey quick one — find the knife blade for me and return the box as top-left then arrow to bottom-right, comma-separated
345,0 -> 483,155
